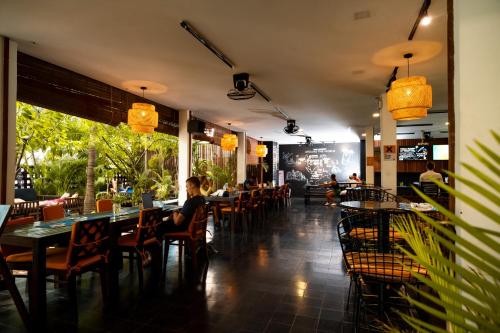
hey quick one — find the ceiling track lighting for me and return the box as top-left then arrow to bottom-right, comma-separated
180,20 -> 290,120
385,0 -> 432,91
180,20 -> 235,69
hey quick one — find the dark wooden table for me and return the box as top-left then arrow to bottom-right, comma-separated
0,205 -> 178,332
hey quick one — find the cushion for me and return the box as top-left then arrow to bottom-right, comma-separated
71,193 -> 79,198
60,192 -> 71,199
14,198 -> 26,203
15,188 -> 37,202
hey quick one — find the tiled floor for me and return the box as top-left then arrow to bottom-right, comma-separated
0,199 -> 355,332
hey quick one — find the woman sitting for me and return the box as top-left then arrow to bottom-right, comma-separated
199,175 -> 214,196
319,174 -> 340,206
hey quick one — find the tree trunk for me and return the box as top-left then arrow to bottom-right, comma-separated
83,144 -> 96,214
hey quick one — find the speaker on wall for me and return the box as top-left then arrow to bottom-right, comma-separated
188,119 -> 206,134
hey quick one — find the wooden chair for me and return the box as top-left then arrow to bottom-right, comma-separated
162,204 -> 209,277
220,191 -> 249,226
42,204 -> 65,221
12,200 -> 40,220
96,199 -> 113,213
63,197 -> 85,214
117,207 -> 162,290
247,190 -> 262,223
0,205 -> 31,331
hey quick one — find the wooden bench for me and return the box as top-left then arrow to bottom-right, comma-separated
304,183 -> 352,204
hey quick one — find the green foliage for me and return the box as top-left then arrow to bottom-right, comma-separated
16,102 -> 179,198
151,170 -> 174,200
392,130 -> 500,333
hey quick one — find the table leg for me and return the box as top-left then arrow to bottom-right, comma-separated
30,240 -> 47,331
231,200 -> 235,233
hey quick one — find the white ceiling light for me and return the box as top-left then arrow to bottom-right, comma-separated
421,15 -> 432,26
445,121 -> 449,126
361,133 -> 366,137
372,112 -> 380,118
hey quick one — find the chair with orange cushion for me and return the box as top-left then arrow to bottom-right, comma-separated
162,204 -> 209,279
117,207 -> 162,290
42,204 -> 65,221
1,216 -> 36,258
220,191 -> 249,227
96,199 -> 113,213
0,205 -> 31,331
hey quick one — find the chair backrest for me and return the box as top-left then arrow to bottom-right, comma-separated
135,207 -> 162,246
42,204 -> 65,221
96,199 -> 113,213
66,217 -> 110,271
63,197 -> 84,214
7,216 -> 35,226
188,204 -> 209,240
249,190 -> 261,206
420,182 -> 439,197
12,201 -> 40,220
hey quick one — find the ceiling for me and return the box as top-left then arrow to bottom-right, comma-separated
0,0 -> 448,143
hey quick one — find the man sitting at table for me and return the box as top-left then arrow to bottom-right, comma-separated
160,176 -> 206,233
419,162 -> 443,183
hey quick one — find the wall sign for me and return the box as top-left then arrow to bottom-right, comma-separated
383,145 -> 396,161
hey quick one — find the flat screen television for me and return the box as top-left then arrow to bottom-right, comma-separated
398,145 -> 429,161
433,144 -> 449,160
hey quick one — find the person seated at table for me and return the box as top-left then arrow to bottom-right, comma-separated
319,174 -> 340,206
419,162 -> 443,183
199,175 -> 214,196
243,176 -> 257,191
351,173 -> 362,185
159,176 -> 206,233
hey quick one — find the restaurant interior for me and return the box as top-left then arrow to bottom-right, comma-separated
0,1 -> 499,332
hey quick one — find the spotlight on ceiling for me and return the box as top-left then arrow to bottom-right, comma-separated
372,112 -> 380,118
361,133 -> 366,137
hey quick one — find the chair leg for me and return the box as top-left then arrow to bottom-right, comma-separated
190,241 -> 198,274
162,239 -> 170,281
345,278 -> 353,311
136,253 -> 144,290
99,265 -> 108,302
129,251 -> 134,274
68,274 -> 78,321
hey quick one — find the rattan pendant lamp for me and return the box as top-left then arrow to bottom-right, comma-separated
127,87 -> 159,134
387,53 -> 432,120
221,123 -> 238,151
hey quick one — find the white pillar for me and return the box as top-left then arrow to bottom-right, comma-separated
365,127 -> 375,185
178,110 -> 191,205
454,0 -> 500,261
0,37 -> 17,204
236,131 -> 247,184
379,94 -> 397,195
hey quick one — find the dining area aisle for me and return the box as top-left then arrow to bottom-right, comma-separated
0,199 -> 353,333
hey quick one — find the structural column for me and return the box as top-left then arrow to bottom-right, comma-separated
379,94 -> 397,195
177,110 -> 191,205
364,127 -> 375,185
0,37 -> 17,204
236,131 -> 247,184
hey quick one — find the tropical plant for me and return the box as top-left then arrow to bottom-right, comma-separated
390,130 -> 500,333
151,170 -> 174,200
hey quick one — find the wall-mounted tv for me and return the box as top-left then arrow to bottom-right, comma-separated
399,145 -> 429,161
433,144 -> 449,160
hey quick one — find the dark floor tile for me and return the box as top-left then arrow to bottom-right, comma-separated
265,322 -> 292,333
292,315 -> 317,329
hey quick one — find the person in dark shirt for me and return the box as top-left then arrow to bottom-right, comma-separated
161,176 -> 206,233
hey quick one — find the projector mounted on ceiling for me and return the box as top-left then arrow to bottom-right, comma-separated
227,73 -> 256,100
284,119 -> 300,134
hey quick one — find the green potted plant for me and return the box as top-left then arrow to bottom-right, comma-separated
388,130 -> 500,332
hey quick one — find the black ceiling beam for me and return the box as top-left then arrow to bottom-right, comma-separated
385,0 -> 432,91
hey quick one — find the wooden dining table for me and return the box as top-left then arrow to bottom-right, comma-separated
205,194 -> 241,233
0,205 -> 178,331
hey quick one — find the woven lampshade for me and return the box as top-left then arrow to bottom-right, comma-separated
387,76 -> 432,120
221,133 -> 238,151
127,103 -> 158,134
256,144 -> 268,157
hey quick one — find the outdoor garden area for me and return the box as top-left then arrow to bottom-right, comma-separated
14,102 -> 238,214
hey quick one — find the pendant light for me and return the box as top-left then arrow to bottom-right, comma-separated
256,137 -> 268,158
221,123 -> 238,151
128,87 -> 159,134
387,53 -> 432,120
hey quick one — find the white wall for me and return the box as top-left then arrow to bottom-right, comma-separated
379,94 -> 397,194
236,132 -> 247,184
365,127 -> 374,185
454,0 -> 500,258
177,110 -> 191,205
